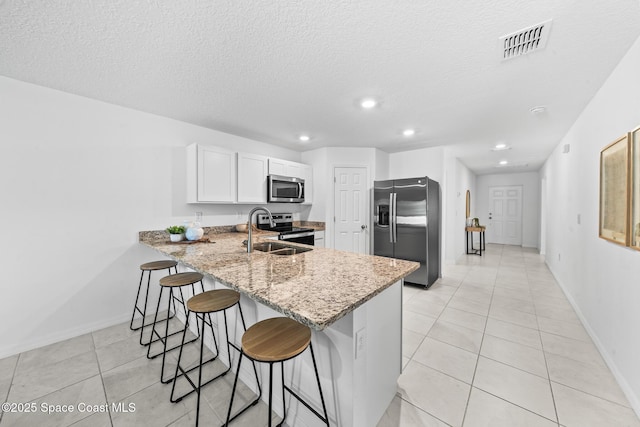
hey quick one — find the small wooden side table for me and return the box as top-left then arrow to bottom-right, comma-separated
465,226 -> 486,256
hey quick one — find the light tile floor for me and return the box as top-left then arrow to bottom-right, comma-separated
0,244 -> 639,426
378,244 -> 640,427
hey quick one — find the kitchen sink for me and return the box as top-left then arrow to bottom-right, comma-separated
252,241 -> 312,255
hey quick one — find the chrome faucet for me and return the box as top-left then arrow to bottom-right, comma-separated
247,207 -> 275,253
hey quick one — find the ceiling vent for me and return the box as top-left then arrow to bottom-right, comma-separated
500,20 -> 552,60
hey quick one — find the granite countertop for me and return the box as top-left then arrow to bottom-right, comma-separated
294,221 -> 325,231
139,228 -> 419,330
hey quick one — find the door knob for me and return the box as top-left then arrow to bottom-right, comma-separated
361,224 -> 367,230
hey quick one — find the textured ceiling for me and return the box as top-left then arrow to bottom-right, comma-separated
1,0 -> 639,174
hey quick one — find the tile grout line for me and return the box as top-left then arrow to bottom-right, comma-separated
90,331 -> 115,427
394,263 -> 471,426
459,250 -> 499,427
470,385 -> 560,425
0,352 -> 20,425
528,261 -> 561,427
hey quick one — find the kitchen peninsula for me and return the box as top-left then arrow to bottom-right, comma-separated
139,228 -> 419,427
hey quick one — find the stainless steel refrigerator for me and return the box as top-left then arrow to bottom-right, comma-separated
374,177 -> 440,288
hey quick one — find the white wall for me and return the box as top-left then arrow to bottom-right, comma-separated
541,34 -> 640,414
0,76 -> 301,357
302,147 -> 382,250
476,172 -> 541,249
452,158 -> 477,261
388,146 -> 445,184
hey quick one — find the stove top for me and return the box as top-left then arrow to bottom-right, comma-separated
256,213 -> 314,234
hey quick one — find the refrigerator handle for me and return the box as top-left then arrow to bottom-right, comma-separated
392,192 -> 398,243
389,193 -> 394,243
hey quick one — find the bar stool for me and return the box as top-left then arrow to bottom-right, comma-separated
170,289 -> 261,427
130,260 -> 178,346
224,317 -> 330,427
147,271 -> 205,383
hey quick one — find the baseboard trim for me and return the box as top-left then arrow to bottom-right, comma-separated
545,261 -> 640,418
0,313 -> 130,359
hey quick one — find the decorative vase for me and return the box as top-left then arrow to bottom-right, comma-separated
170,233 -> 184,242
186,223 -> 204,241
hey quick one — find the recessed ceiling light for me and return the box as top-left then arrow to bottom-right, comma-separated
492,143 -> 511,151
360,98 -> 378,109
530,106 -> 547,114
298,135 -> 310,143
499,160 -> 508,165
403,129 -> 415,137
494,162 -> 529,169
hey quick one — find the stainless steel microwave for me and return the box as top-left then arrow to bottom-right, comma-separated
267,175 -> 305,203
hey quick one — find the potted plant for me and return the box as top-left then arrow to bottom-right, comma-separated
166,225 -> 186,242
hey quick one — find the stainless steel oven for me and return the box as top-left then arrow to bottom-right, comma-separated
267,175 -> 305,203
278,229 -> 315,245
257,213 -> 315,245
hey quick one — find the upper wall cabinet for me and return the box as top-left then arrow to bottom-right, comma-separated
187,144 -> 236,203
268,158 -> 304,178
237,152 -> 268,203
187,144 -> 312,205
268,158 -> 313,204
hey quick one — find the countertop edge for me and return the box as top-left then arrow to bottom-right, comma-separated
139,231 -> 419,331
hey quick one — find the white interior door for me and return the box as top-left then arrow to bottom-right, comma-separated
334,167 -> 368,254
487,186 -> 522,245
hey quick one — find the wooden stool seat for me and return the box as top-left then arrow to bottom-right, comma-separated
140,260 -> 178,271
242,317 -> 311,363
187,289 -> 240,313
159,272 -> 203,287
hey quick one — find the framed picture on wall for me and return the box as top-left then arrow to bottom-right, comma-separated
631,127 -> 640,251
599,133 -> 630,246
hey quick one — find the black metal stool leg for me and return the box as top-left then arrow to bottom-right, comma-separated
309,342 -> 330,426
170,311 -> 214,400
161,287 -> 196,383
138,270 -> 153,344
279,343 -> 330,426
268,362 -> 273,427
195,312 -> 205,427
129,269 -> 147,331
224,351 -> 244,426
146,286 -> 165,359
237,304 -> 262,400
277,361 -> 286,427
159,288 -> 174,382
170,309 -> 191,395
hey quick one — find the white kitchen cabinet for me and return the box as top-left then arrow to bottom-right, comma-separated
237,152 -> 268,203
268,158 -> 300,177
187,144 -> 236,203
268,158 -> 313,204
299,164 -> 313,204
314,230 -> 325,247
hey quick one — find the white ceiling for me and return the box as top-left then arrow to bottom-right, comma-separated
1,1 -> 639,174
